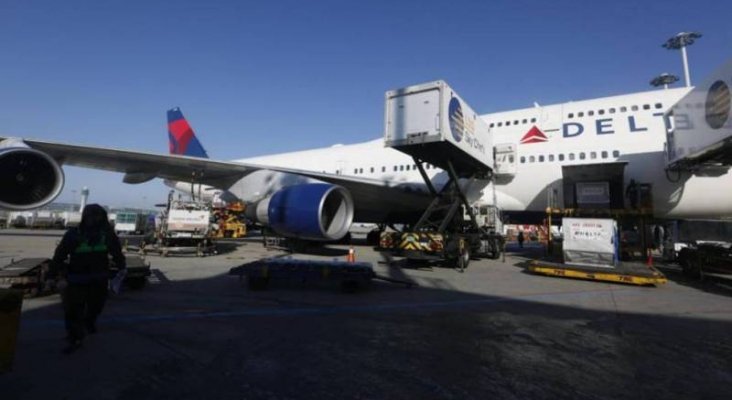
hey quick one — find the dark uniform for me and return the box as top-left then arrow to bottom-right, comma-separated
52,227 -> 126,347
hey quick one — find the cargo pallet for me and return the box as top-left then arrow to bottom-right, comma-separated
527,260 -> 667,286
230,258 -> 414,292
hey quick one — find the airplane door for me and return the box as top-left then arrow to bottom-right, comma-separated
336,160 -> 348,175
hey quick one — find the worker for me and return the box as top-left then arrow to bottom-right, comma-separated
517,230 -> 525,249
51,204 -> 126,354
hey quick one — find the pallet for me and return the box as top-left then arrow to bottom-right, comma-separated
528,260 -> 667,286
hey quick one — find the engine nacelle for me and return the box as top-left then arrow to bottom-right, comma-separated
0,139 -> 65,210
247,183 -> 354,241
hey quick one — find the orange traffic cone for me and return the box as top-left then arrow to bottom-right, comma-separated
346,247 -> 356,263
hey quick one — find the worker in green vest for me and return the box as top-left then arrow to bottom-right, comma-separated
52,204 -> 126,354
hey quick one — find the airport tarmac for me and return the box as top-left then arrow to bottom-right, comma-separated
1,229 -> 731,399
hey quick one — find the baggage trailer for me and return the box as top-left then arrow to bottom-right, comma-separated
379,81 -> 504,269
0,255 -> 151,295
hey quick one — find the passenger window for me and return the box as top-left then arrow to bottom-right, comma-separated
631,105 -> 639,111
531,118 -> 537,123
353,169 -> 358,174
643,104 -> 650,110
513,120 -> 519,125
370,167 -> 374,173
382,166 -> 386,172
522,119 -> 527,124
548,154 -> 555,162
588,110 -> 595,116
558,154 -> 565,161
498,122 -> 503,127
655,103 -> 663,109
613,150 -> 620,157
529,156 -> 535,163
620,106 -> 627,112
590,152 -> 597,159
598,109 -> 605,115
489,123 -> 495,128
520,156 -> 526,163
578,112 -> 584,117
579,152 -> 586,160
568,113 -> 574,119
509,155 -> 514,163
506,121 -> 511,126
601,151 -> 608,159
393,166 -> 397,172
399,165 -> 404,171
539,155 -> 545,162
609,108 -> 616,114
569,153 -> 575,161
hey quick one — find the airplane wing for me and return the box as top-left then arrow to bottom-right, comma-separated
3,137 -> 432,214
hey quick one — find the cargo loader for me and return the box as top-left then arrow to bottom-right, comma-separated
378,81 -> 504,270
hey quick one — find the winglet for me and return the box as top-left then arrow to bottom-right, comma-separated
167,107 -> 209,158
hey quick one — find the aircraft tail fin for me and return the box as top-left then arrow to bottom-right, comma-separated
167,107 -> 209,158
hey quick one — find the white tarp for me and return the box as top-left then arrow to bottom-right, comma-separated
562,218 -> 618,268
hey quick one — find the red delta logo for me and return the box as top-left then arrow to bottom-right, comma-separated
520,126 -> 548,144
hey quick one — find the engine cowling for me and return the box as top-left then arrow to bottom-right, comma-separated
0,139 -> 65,210
247,183 -> 354,241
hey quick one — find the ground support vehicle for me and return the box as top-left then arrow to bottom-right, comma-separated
377,81 -> 504,270
677,242 -> 732,280
212,202 -> 247,238
140,195 -> 216,257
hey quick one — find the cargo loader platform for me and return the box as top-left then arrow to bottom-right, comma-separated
527,260 -> 667,286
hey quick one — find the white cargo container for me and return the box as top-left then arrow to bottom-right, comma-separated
114,212 -> 146,234
384,80 -> 494,177
666,59 -> 732,168
562,218 -> 618,268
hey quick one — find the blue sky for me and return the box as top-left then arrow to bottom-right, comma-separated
1,0 -> 730,208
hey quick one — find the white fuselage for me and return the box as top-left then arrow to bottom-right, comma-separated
171,87 -> 732,220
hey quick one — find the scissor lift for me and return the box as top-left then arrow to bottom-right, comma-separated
379,81 -> 504,269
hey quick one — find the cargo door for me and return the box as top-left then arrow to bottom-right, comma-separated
493,143 -> 517,176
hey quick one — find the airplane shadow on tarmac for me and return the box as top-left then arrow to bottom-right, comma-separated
1,242 -> 731,400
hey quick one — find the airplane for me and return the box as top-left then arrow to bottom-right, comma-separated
2,58 -> 732,242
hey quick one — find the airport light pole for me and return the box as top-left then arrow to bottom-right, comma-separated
650,73 -> 680,90
662,32 -> 702,87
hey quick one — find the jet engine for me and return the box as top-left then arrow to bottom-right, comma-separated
0,139 -> 65,210
247,183 -> 354,241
